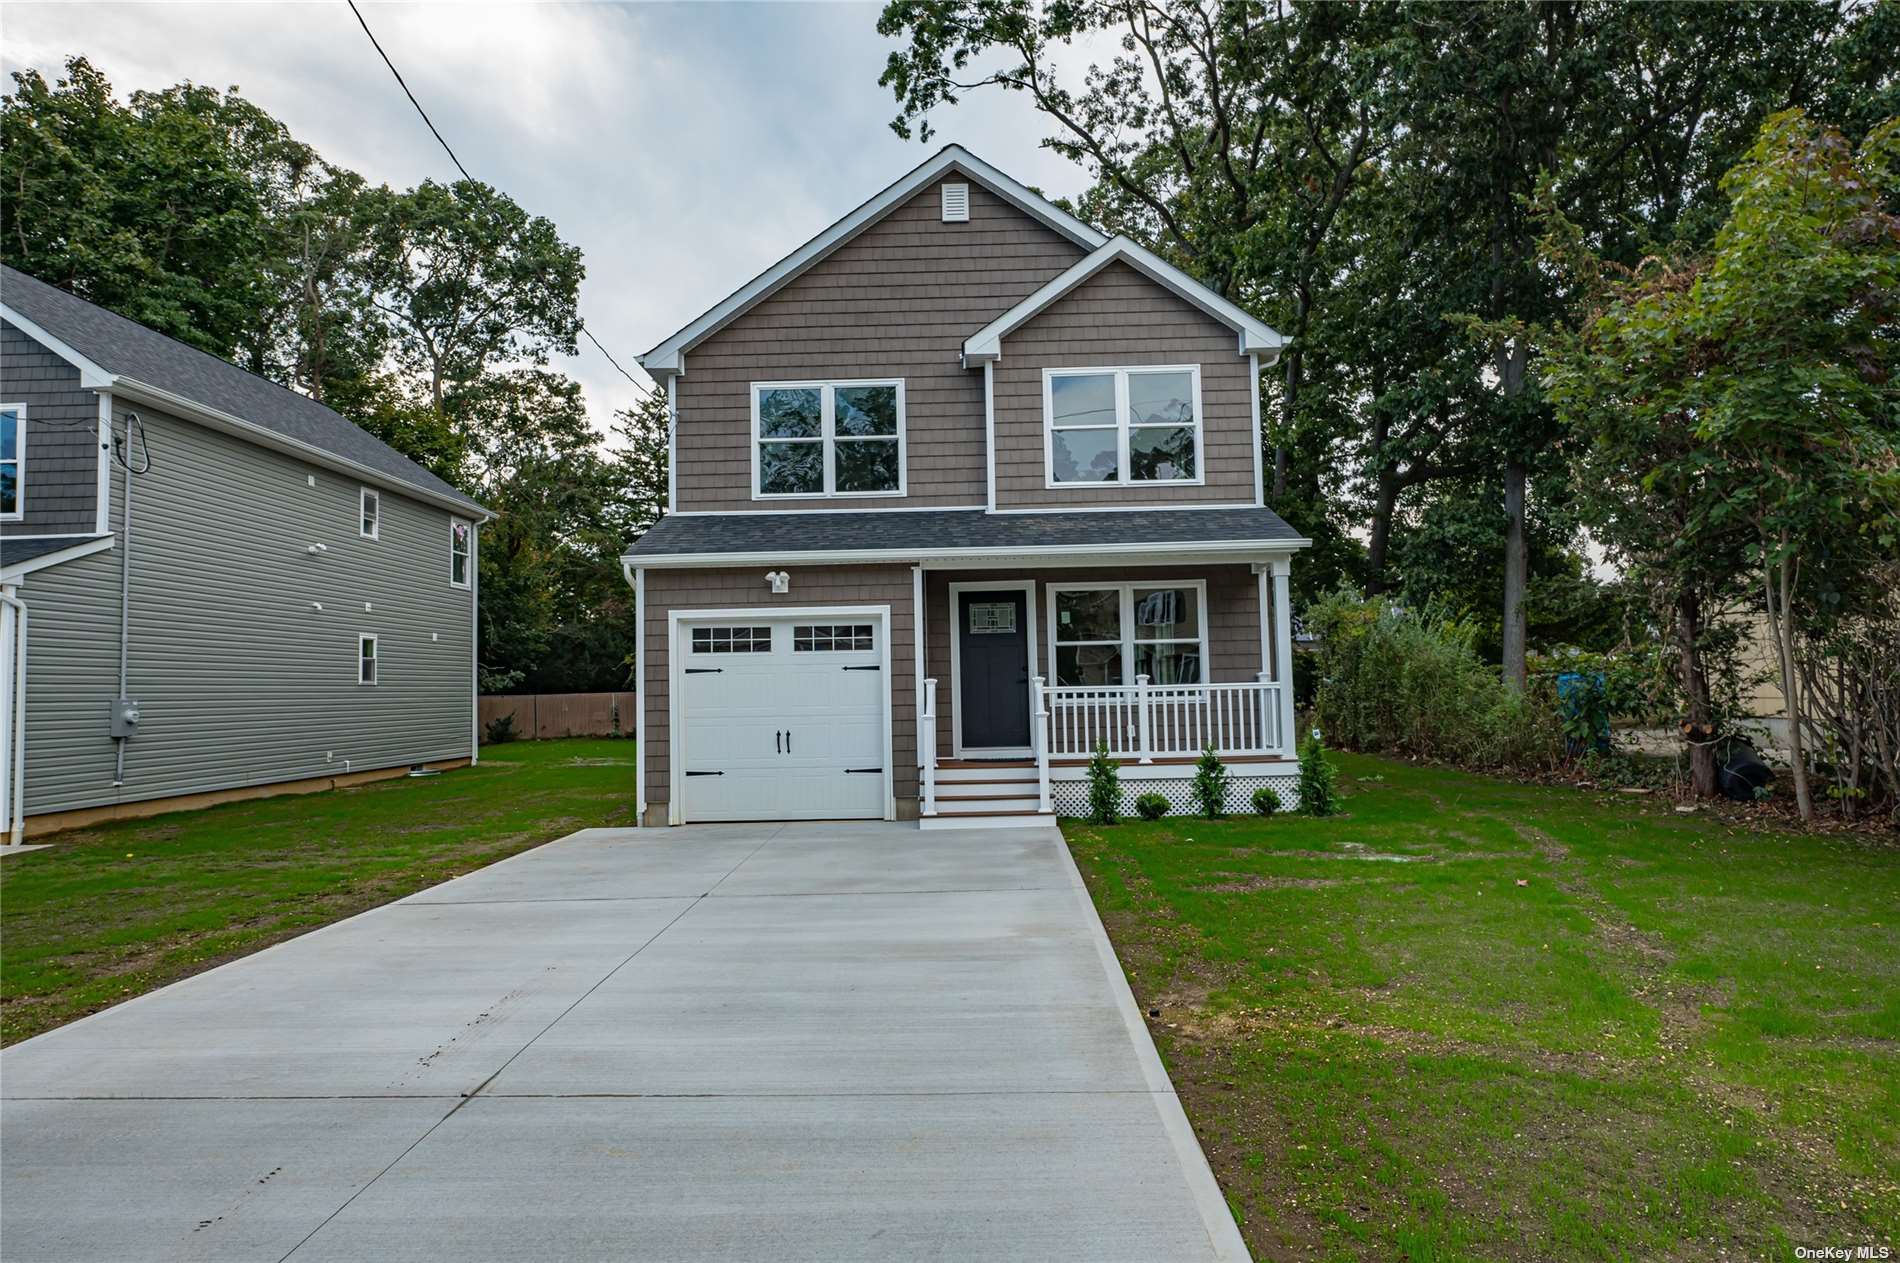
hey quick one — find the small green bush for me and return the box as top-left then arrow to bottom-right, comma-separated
1192,743 -> 1229,817
1251,785 -> 1282,815
1299,729 -> 1340,817
1133,792 -> 1169,820
484,713 -> 518,745
1086,741 -> 1120,824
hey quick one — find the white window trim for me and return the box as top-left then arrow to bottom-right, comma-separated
358,633 -> 379,686
1041,365 -> 1205,490
359,487 -> 380,540
0,403 -> 24,522
449,517 -> 471,589
1046,578 -> 1211,689
750,379 -> 906,501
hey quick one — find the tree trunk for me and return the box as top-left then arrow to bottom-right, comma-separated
1273,339 -> 1302,503
1767,553 -> 1814,822
1501,458 -> 1528,692
1675,590 -> 1718,798
1366,475 -> 1400,596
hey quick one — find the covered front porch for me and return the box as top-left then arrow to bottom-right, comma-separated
913,559 -> 1300,824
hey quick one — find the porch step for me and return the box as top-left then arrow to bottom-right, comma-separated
936,764 -> 1036,785
936,793 -> 1043,807
919,811 -> 1057,831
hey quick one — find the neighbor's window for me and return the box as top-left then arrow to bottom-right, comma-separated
1046,367 -> 1200,485
360,487 -> 380,539
0,405 -> 21,519
449,518 -> 471,588
358,634 -> 378,685
754,380 -> 903,497
1051,583 -> 1205,687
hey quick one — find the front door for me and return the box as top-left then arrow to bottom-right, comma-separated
956,589 -> 1031,751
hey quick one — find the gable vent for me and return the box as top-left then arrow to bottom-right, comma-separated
941,182 -> 970,223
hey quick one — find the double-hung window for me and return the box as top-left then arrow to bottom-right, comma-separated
1050,581 -> 1207,687
0,404 -> 22,520
449,519 -> 471,588
359,488 -> 380,539
358,634 -> 378,685
753,380 -> 904,498
1045,366 -> 1201,486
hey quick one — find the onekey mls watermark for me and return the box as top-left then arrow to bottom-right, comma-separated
1793,1247 -> 1893,1261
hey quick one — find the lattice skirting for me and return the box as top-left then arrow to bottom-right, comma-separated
1051,773 -> 1302,818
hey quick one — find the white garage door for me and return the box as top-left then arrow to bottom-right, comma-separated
677,616 -> 887,823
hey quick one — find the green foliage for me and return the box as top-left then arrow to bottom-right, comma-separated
1251,786 -> 1282,816
1134,792 -> 1170,821
1297,731 -> 1341,818
1192,744 -> 1229,818
1305,590 -> 1566,773
483,713 -> 518,745
1086,742 -> 1120,825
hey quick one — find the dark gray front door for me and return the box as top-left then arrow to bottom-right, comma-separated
956,590 -> 1031,749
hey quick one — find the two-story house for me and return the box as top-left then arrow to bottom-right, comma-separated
1,265 -> 488,841
624,147 -> 1309,827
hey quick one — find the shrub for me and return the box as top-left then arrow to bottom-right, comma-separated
1303,589 -> 1565,772
1192,743 -> 1229,817
1086,741 -> 1120,824
484,713 -> 518,745
1134,792 -> 1170,820
1299,729 -> 1340,817
1251,785 -> 1282,815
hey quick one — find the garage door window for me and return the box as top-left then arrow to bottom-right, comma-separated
793,624 -> 874,652
691,626 -> 772,653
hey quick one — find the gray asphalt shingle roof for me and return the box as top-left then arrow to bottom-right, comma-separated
1,265 -> 482,513
0,534 -> 105,567
626,506 -> 1304,559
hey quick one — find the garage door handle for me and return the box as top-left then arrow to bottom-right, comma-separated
775,730 -> 782,753
685,770 -> 724,776
845,767 -> 882,774
842,664 -> 880,671
685,667 -> 722,674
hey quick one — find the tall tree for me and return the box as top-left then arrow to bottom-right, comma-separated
360,179 -> 585,415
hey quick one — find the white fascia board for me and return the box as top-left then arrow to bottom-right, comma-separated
639,145 -> 1108,376
962,237 -> 1286,365
620,537 -> 1311,569
108,378 -> 493,522
0,305 -> 114,388
0,534 -> 116,582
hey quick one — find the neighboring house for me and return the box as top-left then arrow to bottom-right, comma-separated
0,265 -> 489,841
625,146 -> 1309,828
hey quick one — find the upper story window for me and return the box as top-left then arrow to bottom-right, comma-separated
753,380 -> 904,499
1044,366 -> 1201,487
0,405 -> 22,520
359,487 -> 380,539
358,634 -> 379,685
449,518 -> 471,588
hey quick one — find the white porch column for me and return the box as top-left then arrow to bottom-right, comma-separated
1271,557 -> 1296,756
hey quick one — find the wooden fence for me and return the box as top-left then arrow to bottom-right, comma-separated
479,692 -> 638,742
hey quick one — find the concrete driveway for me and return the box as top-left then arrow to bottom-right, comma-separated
0,822 -> 1245,1262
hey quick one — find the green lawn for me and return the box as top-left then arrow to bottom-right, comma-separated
1067,754 -> 1898,1262
0,739 -> 636,1046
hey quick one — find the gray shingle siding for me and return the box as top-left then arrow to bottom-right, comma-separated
19,400 -> 475,817
1,320 -> 101,534
674,174 -> 1087,512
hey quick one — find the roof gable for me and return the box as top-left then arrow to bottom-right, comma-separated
639,145 -> 1108,378
961,237 -> 1284,366
0,265 -> 484,515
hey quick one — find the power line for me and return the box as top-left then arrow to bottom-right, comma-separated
344,0 -> 652,397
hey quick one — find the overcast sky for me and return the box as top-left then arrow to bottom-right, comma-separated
2,1 -> 1102,431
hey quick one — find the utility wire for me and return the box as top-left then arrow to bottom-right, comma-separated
344,0 -> 652,397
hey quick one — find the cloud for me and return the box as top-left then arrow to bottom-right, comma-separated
3,1 -> 1106,434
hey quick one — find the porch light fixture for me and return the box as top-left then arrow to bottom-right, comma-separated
765,570 -> 790,594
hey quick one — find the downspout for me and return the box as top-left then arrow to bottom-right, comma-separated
1,587 -> 26,844
113,413 -> 148,787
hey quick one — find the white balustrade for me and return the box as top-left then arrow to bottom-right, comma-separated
1044,680 -> 1283,759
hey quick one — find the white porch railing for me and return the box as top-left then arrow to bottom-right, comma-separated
1044,674 -> 1285,760
920,677 -> 938,816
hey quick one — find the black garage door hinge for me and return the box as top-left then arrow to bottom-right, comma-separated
842,664 -> 880,671
845,767 -> 883,774
685,667 -> 723,674
685,770 -> 725,776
